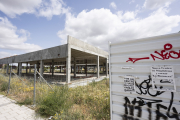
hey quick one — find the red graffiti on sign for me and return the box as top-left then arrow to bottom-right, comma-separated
126,43 -> 180,63
126,57 -> 150,63
151,43 -> 180,61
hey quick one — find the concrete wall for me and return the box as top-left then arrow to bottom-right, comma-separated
0,44 -> 67,64
0,35 -> 108,65
68,36 -> 108,58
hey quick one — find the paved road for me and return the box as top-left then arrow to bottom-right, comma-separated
0,95 -> 45,120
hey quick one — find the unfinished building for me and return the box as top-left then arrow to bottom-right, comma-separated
0,36 -> 108,83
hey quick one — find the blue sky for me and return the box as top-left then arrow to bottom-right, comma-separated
0,0 -> 180,58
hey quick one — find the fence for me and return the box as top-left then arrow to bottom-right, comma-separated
1,60 -> 108,84
0,64 -> 110,120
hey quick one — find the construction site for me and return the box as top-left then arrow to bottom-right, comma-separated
0,36 -> 109,85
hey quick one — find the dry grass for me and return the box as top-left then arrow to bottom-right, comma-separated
0,71 -> 110,120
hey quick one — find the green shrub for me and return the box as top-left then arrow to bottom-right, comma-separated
17,97 -> 33,105
36,86 -> 73,116
0,74 -> 110,119
44,67 -> 48,72
53,111 -> 85,120
90,80 -> 97,87
1,81 -> 8,91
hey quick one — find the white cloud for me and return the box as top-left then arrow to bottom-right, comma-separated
129,0 -> 135,4
0,0 -> 42,18
143,0 -> 174,10
117,11 -> 137,21
0,17 -> 42,52
57,8 -> 180,51
0,52 -> 13,59
110,2 -> 117,9
37,0 -> 70,20
0,0 -> 69,19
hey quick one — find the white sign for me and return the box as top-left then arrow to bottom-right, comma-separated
124,76 -> 135,92
151,65 -> 176,92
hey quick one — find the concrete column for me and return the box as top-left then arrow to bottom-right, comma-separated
29,64 -> 31,73
86,59 -> 87,77
60,66 -> 62,73
106,58 -> 108,76
104,63 -> 105,73
71,66 -> 72,73
97,56 -> 99,78
18,62 -> 22,76
80,66 -> 81,73
37,62 -> 39,72
74,58 -> 76,77
26,63 -> 28,74
66,37 -> 71,83
78,66 -> 79,73
52,60 -> 54,76
40,60 -> 44,77
6,64 -> 9,74
17,64 -> 19,74
2,64 -> 5,69
64,61 -> 66,73
93,66 -> 95,73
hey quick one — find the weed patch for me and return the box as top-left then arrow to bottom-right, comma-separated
0,74 -> 110,120
17,96 -> 33,105
0,81 -> 8,91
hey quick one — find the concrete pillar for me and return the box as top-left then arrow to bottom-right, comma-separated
80,66 -> 81,73
60,66 -> 62,73
65,61 -> 66,73
81,66 -> 82,73
104,63 -> 105,73
71,66 -> 72,73
66,38 -> 71,83
6,64 -> 9,74
40,60 -> 44,77
2,64 -> 5,69
86,59 -> 87,77
97,56 -> 99,78
37,62 -> 39,72
93,66 -> 95,73
26,63 -> 28,74
17,64 -> 19,74
74,58 -> 76,77
78,66 -> 79,73
52,60 -> 54,76
29,64 -> 31,73
18,62 -> 22,76
106,58 -> 108,76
